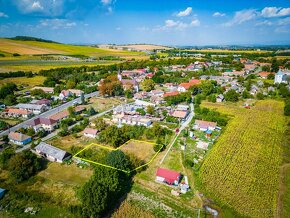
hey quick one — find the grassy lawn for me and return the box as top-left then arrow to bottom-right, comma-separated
120,140 -> 155,162
199,100 -> 287,218
38,162 -> 93,186
0,76 -> 46,87
0,117 -> 21,126
86,97 -> 123,112
48,134 -> 99,152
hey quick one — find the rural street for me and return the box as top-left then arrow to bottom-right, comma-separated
0,91 -> 99,138
16,102 -> 126,153
159,102 -> 195,164
41,105 -> 119,142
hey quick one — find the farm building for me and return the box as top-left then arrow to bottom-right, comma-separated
194,120 -> 217,131
83,128 -> 98,138
156,168 -> 181,186
34,142 -> 71,163
8,132 -> 32,145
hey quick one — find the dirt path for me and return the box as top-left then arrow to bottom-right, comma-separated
277,163 -> 290,218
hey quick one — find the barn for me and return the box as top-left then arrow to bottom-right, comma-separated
156,168 -> 181,186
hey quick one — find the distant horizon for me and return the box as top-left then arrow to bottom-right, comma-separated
0,1 -> 289,45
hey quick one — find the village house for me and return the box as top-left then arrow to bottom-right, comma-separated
59,90 -> 72,100
194,120 -> 217,131
118,71 -> 139,92
34,142 -> 71,163
112,114 -> 152,127
7,108 -> 33,119
14,103 -> 47,115
68,89 -> 84,97
83,128 -> 98,138
163,91 -> 180,98
274,69 -> 290,84
27,117 -> 57,132
258,71 -> 274,79
133,92 -> 148,100
150,96 -> 163,105
222,71 -> 245,77
177,79 -> 200,92
8,132 -> 32,145
216,94 -> 225,102
156,168 -> 181,186
150,89 -> 164,97
170,110 -> 189,121
31,86 -> 54,94
31,99 -> 52,106
49,106 -> 85,122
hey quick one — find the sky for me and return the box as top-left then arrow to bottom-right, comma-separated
0,0 -> 290,45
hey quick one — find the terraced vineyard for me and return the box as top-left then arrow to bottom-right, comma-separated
200,100 -> 286,218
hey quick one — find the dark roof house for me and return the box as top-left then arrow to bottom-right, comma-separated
35,142 -> 71,163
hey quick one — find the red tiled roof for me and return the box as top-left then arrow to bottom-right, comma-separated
171,110 -> 188,119
163,91 -> 180,98
195,120 -> 217,128
156,168 -> 180,184
84,128 -> 98,135
258,72 -> 273,77
7,108 -> 32,115
8,132 -> 31,142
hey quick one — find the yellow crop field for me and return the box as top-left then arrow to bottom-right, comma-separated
200,100 -> 286,218
0,76 -> 46,87
0,38 -> 146,57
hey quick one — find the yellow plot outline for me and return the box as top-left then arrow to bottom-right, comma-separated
73,139 -> 164,174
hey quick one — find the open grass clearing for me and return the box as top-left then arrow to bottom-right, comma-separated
0,76 -> 46,87
38,162 -> 93,186
86,97 -> 123,112
120,140 -> 155,162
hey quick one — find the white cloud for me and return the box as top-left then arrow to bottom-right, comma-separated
116,27 -> 121,31
261,7 -> 290,18
224,9 -> 258,26
12,0 -> 64,16
156,18 -> 200,31
40,19 -> 76,29
190,18 -> 200,26
177,7 -> 192,17
213,12 -> 226,17
31,1 -> 43,11
165,19 -> 179,28
0,12 -> 8,18
101,0 -> 112,5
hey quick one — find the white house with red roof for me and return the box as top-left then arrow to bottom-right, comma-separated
177,79 -> 200,92
83,128 -> 98,138
156,168 -> 181,186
